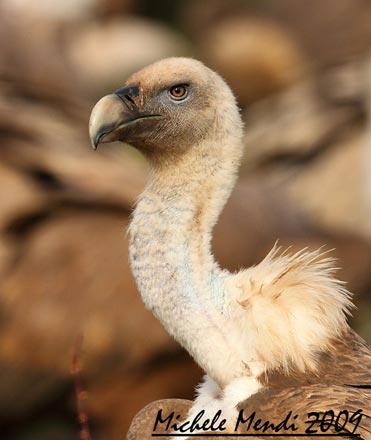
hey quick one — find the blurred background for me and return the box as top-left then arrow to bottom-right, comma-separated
0,0 -> 370,438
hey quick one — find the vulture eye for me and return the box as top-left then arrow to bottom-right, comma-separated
169,85 -> 188,101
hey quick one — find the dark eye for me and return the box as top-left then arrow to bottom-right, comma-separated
169,85 -> 188,101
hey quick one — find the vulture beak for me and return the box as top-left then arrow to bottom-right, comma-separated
89,85 -> 160,150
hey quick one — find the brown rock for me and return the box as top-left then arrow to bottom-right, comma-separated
1,212 -> 172,375
0,163 -> 45,232
242,77 -> 358,171
67,18 -> 191,99
200,17 -> 309,107
288,130 -> 371,239
264,0 -> 371,69
127,399 -> 192,440
90,361 -> 200,439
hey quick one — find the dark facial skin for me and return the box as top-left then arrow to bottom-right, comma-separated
113,80 -> 213,155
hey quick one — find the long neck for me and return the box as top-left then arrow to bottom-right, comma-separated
129,136 -> 245,385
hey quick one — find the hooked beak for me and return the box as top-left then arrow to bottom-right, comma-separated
89,85 -> 161,150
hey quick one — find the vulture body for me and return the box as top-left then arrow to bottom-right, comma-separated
89,58 -> 371,438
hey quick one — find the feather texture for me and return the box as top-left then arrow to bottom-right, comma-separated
225,244 -> 353,374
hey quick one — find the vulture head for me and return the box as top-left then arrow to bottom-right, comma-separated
89,57 -> 243,161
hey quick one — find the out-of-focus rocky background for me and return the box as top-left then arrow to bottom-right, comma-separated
0,0 -> 370,438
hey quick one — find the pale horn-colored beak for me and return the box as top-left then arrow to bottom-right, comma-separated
89,84 -> 145,150
89,93 -> 131,150
89,85 -> 162,150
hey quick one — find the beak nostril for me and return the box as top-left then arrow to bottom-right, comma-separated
114,85 -> 139,98
125,95 -> 135,105
115,94 -> 136,114
113,85 -> 139,111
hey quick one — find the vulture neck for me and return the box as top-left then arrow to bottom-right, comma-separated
129,136 -> 244,385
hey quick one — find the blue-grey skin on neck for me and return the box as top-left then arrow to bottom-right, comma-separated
128,137 -> 246,387
89,57 -> 246,387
